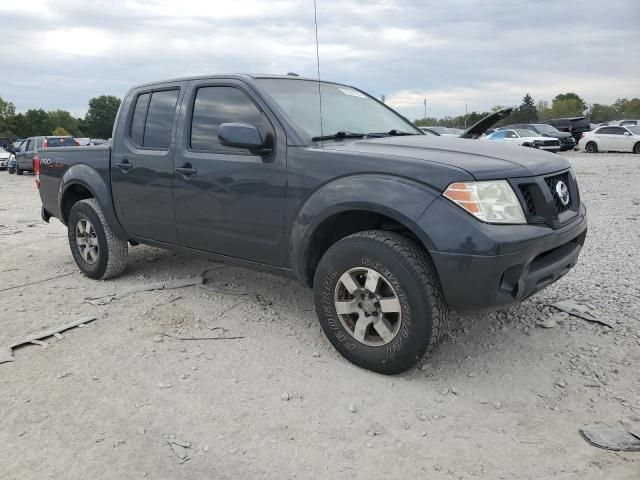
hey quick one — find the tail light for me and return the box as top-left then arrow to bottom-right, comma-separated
33,155 -> 40,189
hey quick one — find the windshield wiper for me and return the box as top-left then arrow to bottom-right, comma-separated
367,129 -> 418,137
311,131 -> 366,142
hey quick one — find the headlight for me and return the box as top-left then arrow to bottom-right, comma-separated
443,180 -> 526,224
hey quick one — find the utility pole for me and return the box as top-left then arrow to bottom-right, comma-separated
423,98 -> 427,119
465,103 -> 468,129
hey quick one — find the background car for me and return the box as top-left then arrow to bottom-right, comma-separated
0,147 -> 11,170
579,125 -> 640,153
13,136 -> 78,175
502,123 -> 576,151
483,129 -> 561,151
620,120 -> 640,126
541,117 -> 590,142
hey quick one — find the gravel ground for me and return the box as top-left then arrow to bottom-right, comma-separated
0,151 -> 638,479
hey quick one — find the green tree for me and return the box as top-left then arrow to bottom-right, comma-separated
52,127 -> 70,136
516,93 -> 538,122
84,95 -> 121,138
0,96 -> 16,137
589,103 -> 618,122
550,93 -> 586,117
612,98 -> 640,118
48,110 -> 82,137
22,109 -> 52,137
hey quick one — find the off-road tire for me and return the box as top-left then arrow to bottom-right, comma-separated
585,141 -> 598,153
68,198 -> 128,280
313,230 -> 448,374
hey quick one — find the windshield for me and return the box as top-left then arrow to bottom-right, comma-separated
533,124 -> 558,134
627,126 -> 640,135
515,129 -> 537,137
256,79 -> 420,139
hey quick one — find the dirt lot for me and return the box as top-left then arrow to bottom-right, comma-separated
0,152 -> 638,479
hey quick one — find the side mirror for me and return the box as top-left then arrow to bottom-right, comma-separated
624,132 -> 632,136
218,123 -> 271,154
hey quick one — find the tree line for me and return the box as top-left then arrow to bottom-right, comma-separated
0,95 -> 121,140
414,93 -> 640,128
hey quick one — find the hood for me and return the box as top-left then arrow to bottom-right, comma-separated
541,130 -> 572,139
322,135 -> 570,179
460,107 -> 513,139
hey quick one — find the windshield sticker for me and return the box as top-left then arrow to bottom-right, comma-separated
338,87 -> 367,98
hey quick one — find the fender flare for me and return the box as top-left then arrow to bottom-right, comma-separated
58,164 -> 127,239
289,174 -> 440,285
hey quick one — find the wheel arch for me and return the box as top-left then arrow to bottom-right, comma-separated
58,164 -> 127,239
289,175 -> 440,287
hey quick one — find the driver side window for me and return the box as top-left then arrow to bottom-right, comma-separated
190,86 -> 272,154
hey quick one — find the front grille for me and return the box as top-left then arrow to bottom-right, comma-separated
519,184 -> 537,216
544,172 -> 571,213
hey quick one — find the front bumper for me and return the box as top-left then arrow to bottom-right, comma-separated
0,159 -> 8,168
419,197 -> 587,313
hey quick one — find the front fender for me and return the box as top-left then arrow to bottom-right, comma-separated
289,174 -> 440,284
58,164 -> 127,239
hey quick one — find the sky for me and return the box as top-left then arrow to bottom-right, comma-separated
1,0 -> 639,120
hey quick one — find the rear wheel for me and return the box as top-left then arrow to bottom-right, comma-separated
585,141 -> 598,153
68,198 -> 128,279
15,166 -> 23,175
634,142 -> 640,154
313,230 -> 448,374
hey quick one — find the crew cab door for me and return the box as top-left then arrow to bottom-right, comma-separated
172,79 -> 287,266
111,83 -> 184,243
13,139 -> 28,168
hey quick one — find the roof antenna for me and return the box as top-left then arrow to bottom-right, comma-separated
313,0 -> 324,142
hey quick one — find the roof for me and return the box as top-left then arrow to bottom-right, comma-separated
129,73 -> 326,90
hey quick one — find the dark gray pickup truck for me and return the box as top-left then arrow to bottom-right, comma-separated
37,74 -> 587,374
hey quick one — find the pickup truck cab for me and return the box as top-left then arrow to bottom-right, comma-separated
37,74 -> 587,374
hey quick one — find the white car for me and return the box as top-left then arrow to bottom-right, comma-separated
0,147 -> 11,169
579,125 -> 640,153
483,129 -> 561,152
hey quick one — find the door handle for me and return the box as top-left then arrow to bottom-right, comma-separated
175,164 -> 197,176
116,159 -> 133,172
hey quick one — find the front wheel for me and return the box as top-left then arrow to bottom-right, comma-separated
68,198 -> 128,279
313,231 -> 448,374
15,166 -> 23,175
634,142 -> 640,154
585,141 -> 598,153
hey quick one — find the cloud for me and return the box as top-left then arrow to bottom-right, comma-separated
0,0 -> 638,118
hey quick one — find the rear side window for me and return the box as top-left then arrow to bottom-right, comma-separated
190,86 -> 267,152
143,90 -> 180,149
130,93 -> 150,145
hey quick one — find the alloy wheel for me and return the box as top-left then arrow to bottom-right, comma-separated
333,267 -> 402,346
75,218 -> 99,264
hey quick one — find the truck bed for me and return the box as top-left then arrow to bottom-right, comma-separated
38,145 -> 112,222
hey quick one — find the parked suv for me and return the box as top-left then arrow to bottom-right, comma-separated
36,74 -> 587,374
541,117 -> 590,142
13,136 -> 78,175
503,123 -> 576,151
